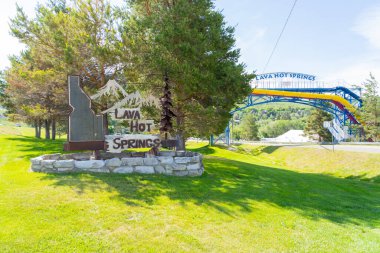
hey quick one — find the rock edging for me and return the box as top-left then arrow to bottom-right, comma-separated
30,151 -> 204,177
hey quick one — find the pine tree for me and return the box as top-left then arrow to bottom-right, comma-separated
160,73 -> 176,138
127,0 -> 254,150
304,109 -> 333,142
361,73 -> 380,141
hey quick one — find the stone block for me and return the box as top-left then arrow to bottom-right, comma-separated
31,157 -> 43,165
58,167 -> 74,172
41,167 -> 57,172
174,157 -> 191,164
135,166 -> 155,174
164,165 -> 173,174
154,165 -> 165,174
145,153 -> 155,158
158,151 -> 176,157
188,170 -> 200,177
173,170 -> 189,177
175,151 -> 186,157
60,154 -> 74,160
75,160 -> 105,170
31,164 -> 41,172
185,151 -> 193,157
189,155 -> 201,163
143,158 -> 159,166
121,157 -> 143,166
105,158 -> 121,168
72,153 -> 92,161
41,160 -> 55,169
164,170 -> 173,176
54,159 -> 74,168
187,163 -> 201,170
157,156 -> 174,165
88,167 -> 109,173
172,163 -> 187,171
44,154 -> 61,160
113,166 -> 134,174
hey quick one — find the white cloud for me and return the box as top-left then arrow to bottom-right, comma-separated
353,4 -> 380,49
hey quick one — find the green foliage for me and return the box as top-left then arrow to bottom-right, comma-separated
0,71 -> 15,114
258,119 -> 306,138
9,0 -> 131,111
0,71 -> 5,101
231,104 -> 310,139
128,0 -> 254,147
233,114 -> 259,140
8,0 -> 253,143
304,109 -> 333,141
361,73 -> 380,141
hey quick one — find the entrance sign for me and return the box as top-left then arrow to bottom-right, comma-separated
68,76 -> 104,141
112,108 -> 142,120
129,120 -> 155,132
106,134 -> 161,153
255,72 -> 316,81
65,76 -> 161,153
95,80 -> 161,153
64,76 -> 105,151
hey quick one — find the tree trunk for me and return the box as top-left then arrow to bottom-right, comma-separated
175,114 -> 186,151
37,120 -> 42,139
34,120 -> 39,138
176,133 -> 185,151
103,115 -> 109,135
45,119 -> 51,139
51,119 -> 56,140
100,67 -> 109,135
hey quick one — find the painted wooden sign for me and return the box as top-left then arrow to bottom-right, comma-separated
89,79 -> 160,153
110,108 -> 155,133
65,76 -> 161,153
64,76 -> 105,151
105,134 -> 161,153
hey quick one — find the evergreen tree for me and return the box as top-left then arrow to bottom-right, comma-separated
361,73 -> 380,141
0,71 -> 6,105
9,0 -> 134,133
304,109 -> 333,142
235,114 -> 259,141
5,51 -> 68,139
160,73 -> 176,137
128,0 -> 253,150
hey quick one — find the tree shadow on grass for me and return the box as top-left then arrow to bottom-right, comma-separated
9,135 -> 380,226
41,156 -> 380,227
261,145 -> 280,154
5,136 -> 66,159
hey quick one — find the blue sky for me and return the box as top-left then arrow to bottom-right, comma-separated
1,0 -> 379,85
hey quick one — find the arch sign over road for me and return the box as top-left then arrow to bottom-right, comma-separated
218,72 -> 364,145
255,72 -> 316,81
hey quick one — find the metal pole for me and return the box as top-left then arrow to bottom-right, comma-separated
231,118 -> 234,145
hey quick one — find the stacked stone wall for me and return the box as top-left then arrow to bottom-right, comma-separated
30,151 -> 204,177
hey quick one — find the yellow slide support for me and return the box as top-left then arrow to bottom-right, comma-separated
252,89 -> 363,124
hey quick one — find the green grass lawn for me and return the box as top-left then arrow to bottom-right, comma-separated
0,130 -> 380,252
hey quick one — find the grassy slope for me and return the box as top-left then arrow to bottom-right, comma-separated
0,132 -> 380,252
236,144 -> 380,181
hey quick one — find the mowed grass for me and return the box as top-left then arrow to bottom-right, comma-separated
235,144 -> 380,181
0,131 -> 380,252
